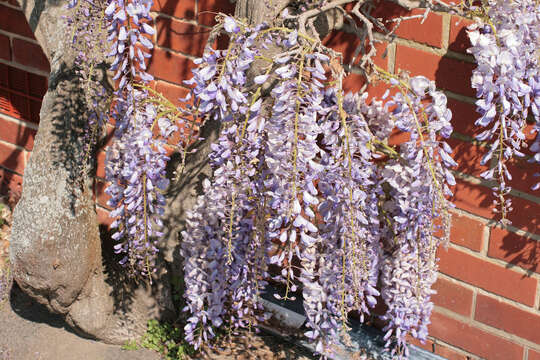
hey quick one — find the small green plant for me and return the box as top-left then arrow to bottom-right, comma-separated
138,319 -> 193,360
121,340 -> 139,351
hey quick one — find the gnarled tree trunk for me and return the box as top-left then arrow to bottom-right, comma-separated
9,0 -> 174,344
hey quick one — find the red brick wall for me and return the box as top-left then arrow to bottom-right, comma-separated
0,0 -> 49,202
1,1 -> 539,359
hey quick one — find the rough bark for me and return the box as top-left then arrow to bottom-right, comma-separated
10,0 -> 173,344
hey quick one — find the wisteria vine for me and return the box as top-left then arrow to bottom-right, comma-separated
176,16 -> 456,358
467,0 -> 540,221
64,0 -> 540,359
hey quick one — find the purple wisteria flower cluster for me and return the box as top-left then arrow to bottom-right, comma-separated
105,101 -> 172,274
467,0 -> 540,221
66,0 -> 174,277
103,0 -> 159,276
101,0 -> 184,276
377,75 -> 455,358
179,16 -> 456,358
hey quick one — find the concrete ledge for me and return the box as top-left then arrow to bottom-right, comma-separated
260,288 -> 447,360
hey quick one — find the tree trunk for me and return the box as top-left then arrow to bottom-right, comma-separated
10,0 -> 173,344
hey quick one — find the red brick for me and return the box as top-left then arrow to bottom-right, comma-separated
395,45 -> 475,97
7,66 -> 27,93
475,293 -> 540,344
432,277 -> 474,316
364,41 -> 389,71
0,166 -> 22,199
101,123 -> 115,148
449,212 -> 484,251
0,5 -> 35,39
156,17 -> 210,57
0,63 -> 7,87
323,32 -> 388,70
155,80 -> 189,106
450,181 -> 539,234
437,56 -> 476,97
406,335 -> 433,352
197,0 -> 236,27
0,0 -> 19,6
506,196 -> 540,234
0,92 -> 24,121
342,71 -> 365,93
324,31 -> 360,66
394,8 -> 444,48
163,143 -> 176,157
96,206 -> 112,227
437,246 -> 537,306
388,127 -> 411,146
0,141 -> 25,174
530,349 -> 540,360
450,179 -> 539,232
488,227 -> 539,274
395,45 -> 439,79
449,16 -> 474,54
450,178 -> 493,219
447,137 -> 489,178
27,73 -> 47,98
7,93 -> 31,120
446,98 -> 480,137
342,72 -> 397,105
433,343 -> 468,360
96,150 -> 106,179
505,148 -> 540,194
0,34 -> 10,61
0,116 -> 35,150
429,311 -> 524,360
151,0 -> 195,20
147,48 -> 196,85
12,38 -> 50,73
369,0 -> 408,34
29,99 -> 41,124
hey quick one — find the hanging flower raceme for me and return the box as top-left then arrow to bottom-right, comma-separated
300,89 -> 384,354
101,0 -> 186,276
377,75 -> 455,358
105,101 -> 171,275
180,17 -> 276,348
105,0 -> 155,89
467,0 -> 540,221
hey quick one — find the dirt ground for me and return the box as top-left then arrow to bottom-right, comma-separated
0,285 -> 314,360
0,197 -> 314,360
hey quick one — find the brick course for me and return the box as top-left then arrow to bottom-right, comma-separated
429,311 -> 524,360
475,293 -> 540,344
437,246 -> 537,306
